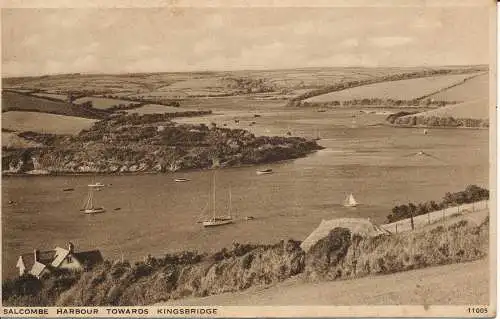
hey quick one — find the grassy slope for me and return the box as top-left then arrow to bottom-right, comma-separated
393,73 -> 490,122
1,132 -> 43,149
125,104 -> 190,115
162,259 -> 488,305
5,67 -> 486,101
2,111 -> 97,135
73,97 -> 140,110
304,73 -> 478,103
428,73 -> 489,102
3,212 -> 487,306
31,93 -> 68,101
164,210 -> 490,306
2,91 -> 108,119
409,99 -> 489,120
387,73 -> 489,127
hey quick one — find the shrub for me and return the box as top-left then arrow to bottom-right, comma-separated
387,185 -> 489,223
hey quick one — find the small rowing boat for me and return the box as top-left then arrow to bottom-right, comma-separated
256,168 -> 273,175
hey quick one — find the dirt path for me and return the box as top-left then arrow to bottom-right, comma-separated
160,259 -> 490,306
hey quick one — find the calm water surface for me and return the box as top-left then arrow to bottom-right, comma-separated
2,107 -> 489,278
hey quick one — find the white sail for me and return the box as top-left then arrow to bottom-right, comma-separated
344,193 -> 358,207
349,194 -> 357,206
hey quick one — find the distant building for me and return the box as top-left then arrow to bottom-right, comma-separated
16,242 -> 103,279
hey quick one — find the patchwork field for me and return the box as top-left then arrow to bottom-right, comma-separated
4,75 -> 150,95
304,73 -> 481,103
408,99 -> 489,120
2,91 -> 72,113
4,67 -> 485,103
6,89 -> 34,94
31,93 -> 68,101
2,91 -> 107,119
127,91 -> 188,100
2,111 -> 97,135
73,97 -> 141,109
428,73 -> 489,102
125,104 -> 190,115
1,132 -> 42,149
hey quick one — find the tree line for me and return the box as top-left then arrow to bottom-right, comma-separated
386,185 -> 489,223
392,115 -> 488,128
299,98 -> 454,108
287,67 -> 485,106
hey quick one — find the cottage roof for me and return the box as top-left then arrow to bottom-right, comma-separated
51,247 -> 70,267
30,261 -> 47,277
19,250 -> 57,271
18,246 -> 103,275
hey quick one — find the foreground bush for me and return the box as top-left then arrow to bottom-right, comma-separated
3,217 -> 488,306
305,218 -> 488,281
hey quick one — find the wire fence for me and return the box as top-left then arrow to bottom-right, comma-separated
381,200 -> 489,234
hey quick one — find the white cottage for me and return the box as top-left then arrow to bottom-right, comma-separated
16,242 -> 103,279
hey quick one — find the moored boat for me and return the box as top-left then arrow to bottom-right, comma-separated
256,168 -> 273,175
343,193 -> 358,207
202,171 -> 233,227
203,217 -> 233,227
81,184 -> 106,214
88,182 -> 105,188
82,207 -> 106,214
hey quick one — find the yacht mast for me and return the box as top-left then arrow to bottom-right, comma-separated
85,188 -> 94,210
229,185 -> 232,217
212,170 -> 216,219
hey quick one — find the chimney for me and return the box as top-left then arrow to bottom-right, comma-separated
33,249 -> 39,262
68,242 -> 74,254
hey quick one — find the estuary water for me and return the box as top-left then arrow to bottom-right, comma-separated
2,106 -> 489,278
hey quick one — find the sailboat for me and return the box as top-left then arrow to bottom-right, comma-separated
81,184 -> 106,214
314,129 -> 321,141
343,193 -> 358,207
88,182 -> 105,188
202,172 -> 233,227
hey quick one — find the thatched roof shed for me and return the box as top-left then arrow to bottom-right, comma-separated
300,218 -> 390,253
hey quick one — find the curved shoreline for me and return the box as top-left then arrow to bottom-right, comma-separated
2,148 -> 324,178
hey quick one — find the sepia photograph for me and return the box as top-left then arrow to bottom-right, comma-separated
0,0 -> 496,317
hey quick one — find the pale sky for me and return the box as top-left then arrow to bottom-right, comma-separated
1,6 -> 492,77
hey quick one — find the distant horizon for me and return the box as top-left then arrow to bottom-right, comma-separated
2,7 -> 491,78
1,63 -> 490,80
